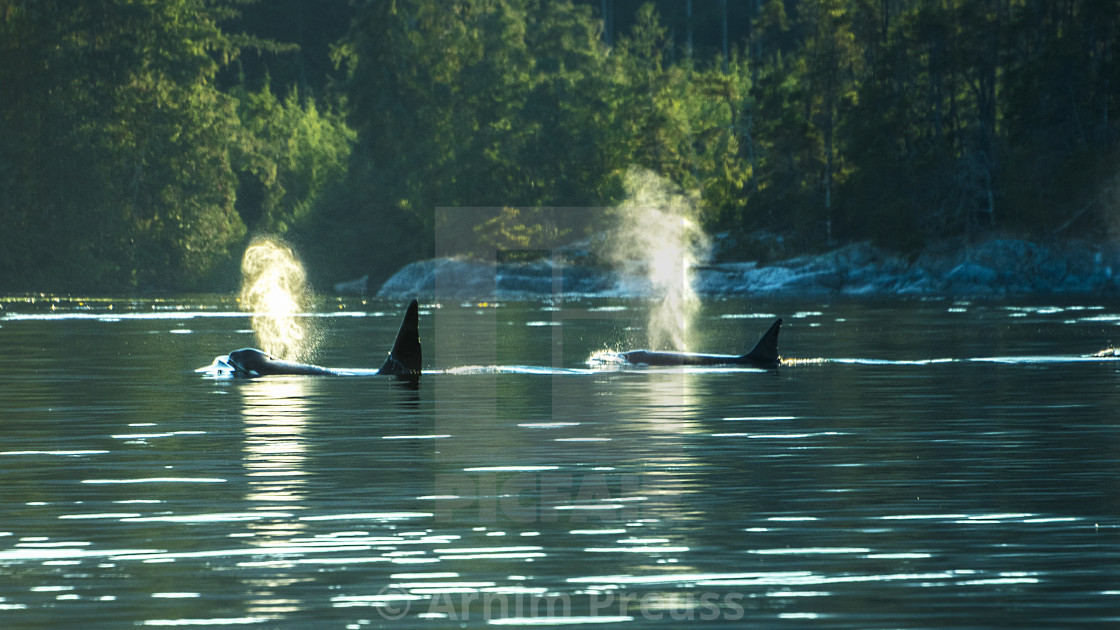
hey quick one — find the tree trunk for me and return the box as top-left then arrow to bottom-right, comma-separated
824,103 -> 834,243
721,0 -> 729,71
601,0 -> 613,46
686,0 -> 693,58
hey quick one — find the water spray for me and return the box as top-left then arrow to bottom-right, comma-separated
239,238 -> 317,361
604,168 -> 710,351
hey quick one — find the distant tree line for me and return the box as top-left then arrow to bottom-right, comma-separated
1,0 -> 1118,291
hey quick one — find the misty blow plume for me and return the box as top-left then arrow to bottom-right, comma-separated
239,238 -> 318,361
600,168 -> 710,351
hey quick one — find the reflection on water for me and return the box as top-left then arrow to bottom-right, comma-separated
592,369 -> 710,616
238,377 -> 315,619
240,378 -> 313,522
0,297 -> 1118,627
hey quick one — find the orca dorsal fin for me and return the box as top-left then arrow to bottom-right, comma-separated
742,318 -> 782,366
378,299 -> 422,378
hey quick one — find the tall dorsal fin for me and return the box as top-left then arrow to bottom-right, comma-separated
742,318 -> 781,366
378,299 -> 422,378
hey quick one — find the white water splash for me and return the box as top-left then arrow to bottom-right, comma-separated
239,238 -> 316,361
604,169 -> 709,351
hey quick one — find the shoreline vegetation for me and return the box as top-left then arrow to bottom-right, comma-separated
2,2 -> 1119,295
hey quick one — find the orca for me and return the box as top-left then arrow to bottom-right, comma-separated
213,299 -> 422,379
619,318 -> 782,369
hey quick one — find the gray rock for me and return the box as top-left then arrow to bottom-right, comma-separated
332,274 -> 369,295
376,238 -> 1120,299
946,262 -> 999,293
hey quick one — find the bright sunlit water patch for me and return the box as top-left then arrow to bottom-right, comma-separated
463,466 -> 561,473
58,513 -> 143,520
294,514 -> 434,526
749,547 -> 871,555
1,310 -> 246,322
720,312 -> 778,319
585,350 -> 627,368
80,477 -> 227,484
1,450 -> 110,456
722,415 -> 797,421
141,617 -> 272,626
488,616 -> 634,625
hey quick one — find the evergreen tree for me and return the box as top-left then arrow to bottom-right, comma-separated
3,0 -> 1120,290
0,0 -> 262,289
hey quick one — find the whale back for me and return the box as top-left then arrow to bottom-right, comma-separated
227,348 -> 339,376
378,299 -> 422,379
617,318 -> 782,368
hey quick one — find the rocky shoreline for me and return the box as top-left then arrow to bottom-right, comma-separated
373,238 -> 1120,299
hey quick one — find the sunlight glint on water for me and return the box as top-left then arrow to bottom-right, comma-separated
0,297 -> 1117,627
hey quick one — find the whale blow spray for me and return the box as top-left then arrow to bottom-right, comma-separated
605,169 -> 709,351
239,238 -> 316,361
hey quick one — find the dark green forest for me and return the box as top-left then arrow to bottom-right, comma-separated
2,0 -> 1118,292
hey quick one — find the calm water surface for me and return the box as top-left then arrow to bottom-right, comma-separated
1,296 -> 1118,629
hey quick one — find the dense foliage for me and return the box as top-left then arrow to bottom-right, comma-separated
1,0 -> 1118,291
